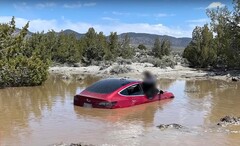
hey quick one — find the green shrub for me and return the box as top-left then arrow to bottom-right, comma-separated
140,57 -> 154,63
110,65 -> 132,74
155,56 -> 176,68
0,56 -> 48,87
140,56 -> 176,68
0,17 -> 49,88
116,57 -> 132,65
138,44 -> 147,50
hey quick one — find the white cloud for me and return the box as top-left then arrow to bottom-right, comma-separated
63,2 -> 82,8
100,23 -> 191,37
112,11 -> 131,16
0,16 -> 58,32
36,2 -> 56,8
101,17 -> 119,21
207,2 -> 225,9
155,13 -> 175,17
113,12 -> 149,17
0,16 -> 192,37
13,2 -> 29,10
136,13 -> 149,17
112,12 -> 175,18
13,2 -> 56,10
63,2 -> 96,8
195,7 -> 205,10
83,2 -> 96,7
186,18 -> 210,29
186,18 -> 209,23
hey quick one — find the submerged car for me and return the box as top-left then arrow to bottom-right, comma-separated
74,78 -> 174,109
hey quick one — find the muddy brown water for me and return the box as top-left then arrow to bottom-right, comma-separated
0,76 -> 240,146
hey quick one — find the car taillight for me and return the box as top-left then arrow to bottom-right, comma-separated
98,101 -> 117,108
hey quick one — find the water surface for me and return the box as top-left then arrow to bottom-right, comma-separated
0,76 -> 240,146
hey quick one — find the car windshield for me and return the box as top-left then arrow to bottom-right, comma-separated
86,79 -> 135,94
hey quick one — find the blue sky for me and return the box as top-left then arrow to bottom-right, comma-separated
0,0 -> 233,37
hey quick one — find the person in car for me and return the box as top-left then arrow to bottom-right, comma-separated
142,71 -> 158,99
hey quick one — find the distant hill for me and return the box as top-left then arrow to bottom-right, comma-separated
13,28 -> 33,37
118,32 -> 191,48
59,29 -> 84,38
16,28 -> 191,49
62,31 -> 192,49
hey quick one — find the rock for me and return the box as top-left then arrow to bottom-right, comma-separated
77,76 -> 84,81
61,74 -> 72,80
90,60 -> 100,66
63,63 -> 71,67
221,116 -> 233,122
53,143 -> 94,146
99,65 -> 109,71
103,70 -> 108,74
226,73 -> 231,78
232,77 -> 238,82
143,63 -> 154,67
70,143 -> 94,146
217,116 -> 240,126
166,67 -> 172,70
157,123 -> 184,130
73,63 -> 81,67
208,72 -> 216,76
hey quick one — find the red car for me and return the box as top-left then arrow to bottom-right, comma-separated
74,78 -> 174,109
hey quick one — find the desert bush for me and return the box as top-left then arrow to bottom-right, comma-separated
90,60 -> 101,66
138,44 -> 147,50
0,18 -> 49,87
180,58 -> 190,67
131,57 -> 139,63
116,57 -> 132,65
158,56 -> 176,68
0,56 -> 49,87
140,57 -> 155,64
110,65 -> 132,74
140,56 -> 176,68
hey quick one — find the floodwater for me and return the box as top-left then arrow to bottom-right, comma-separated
0,76 -> 240,146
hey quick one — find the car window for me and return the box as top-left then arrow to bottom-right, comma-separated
120,84 -> 144,96
86,79 -> 132,94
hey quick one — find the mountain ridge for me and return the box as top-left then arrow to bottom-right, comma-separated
20,29 -> 192,48
59,30 -> 191,48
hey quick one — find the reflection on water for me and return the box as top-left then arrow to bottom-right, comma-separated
0,76 -> 240,146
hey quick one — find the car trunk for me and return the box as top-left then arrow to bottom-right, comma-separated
74,91 -> 117,109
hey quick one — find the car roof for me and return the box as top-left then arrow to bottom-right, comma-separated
85,78 -> 140,94
105,78 -> 139,84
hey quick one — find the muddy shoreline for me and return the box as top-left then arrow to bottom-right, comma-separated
49,63 -> 240,81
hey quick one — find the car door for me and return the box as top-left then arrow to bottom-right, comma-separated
119,84 -> 145,105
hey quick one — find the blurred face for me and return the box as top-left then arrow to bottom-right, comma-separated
142,72 -> 151,80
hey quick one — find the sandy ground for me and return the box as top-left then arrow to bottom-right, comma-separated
49,63 -> 240,81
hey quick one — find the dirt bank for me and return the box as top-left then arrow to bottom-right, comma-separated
49,63 -> 240,81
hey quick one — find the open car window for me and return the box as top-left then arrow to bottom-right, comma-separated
120,84 -> 144,96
